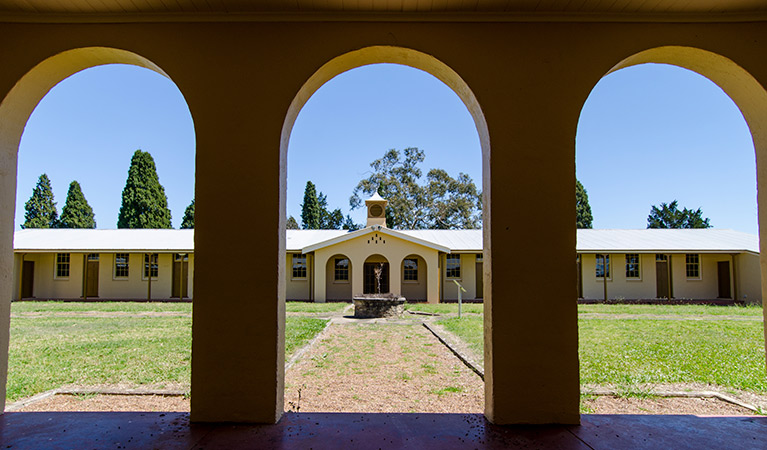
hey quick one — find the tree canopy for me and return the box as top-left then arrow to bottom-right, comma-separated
181,199 -> 195,229
286,216 -> 300,230
301,181 -> 344,229
58,181 -> 96,228
576,179 -> 593,229
117,150 -> 172,229
349,148 -> 482,229
647,200 -> 712,229
22,173 -> 58,229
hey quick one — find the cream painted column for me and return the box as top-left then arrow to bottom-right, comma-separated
389,256 -> 402,296
0,126 -> 17,412
313,252 -> 327,303
351,255 -> 365,297
426,252 -> 440,304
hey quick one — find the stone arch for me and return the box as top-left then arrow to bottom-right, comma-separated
400,254 -> 427,302
584,44 -> 767,368
325,253 -> 352,301
0,46 -> 189,410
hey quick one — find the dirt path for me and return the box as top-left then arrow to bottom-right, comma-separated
284,320 -> 484,413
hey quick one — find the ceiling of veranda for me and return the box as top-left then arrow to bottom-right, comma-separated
1,0 -> 767,21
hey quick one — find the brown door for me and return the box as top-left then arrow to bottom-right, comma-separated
718,261 -> 732,299
172,256 -> 189,298
85,260 -> 99,297
656,261 -> 669,298
475,261 -> 484,299
363,262 -> 389,294
21,261 -> 34,298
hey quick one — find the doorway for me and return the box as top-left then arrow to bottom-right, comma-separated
21,261 -> 34,298
717,261 -> 732,299
363,262 -> 389,294
172,253 -> 189,299
656,254 -> 670,299
84,254 -> 99,297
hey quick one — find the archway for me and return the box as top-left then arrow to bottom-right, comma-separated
576,46 -> 767,411
400,254 -> 427,302
363,254 -> 390,294
0,47 -> 192,412
325,254 -> 352,301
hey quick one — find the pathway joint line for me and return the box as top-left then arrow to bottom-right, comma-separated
285,319 -> 333,372
422,321 -> 484,380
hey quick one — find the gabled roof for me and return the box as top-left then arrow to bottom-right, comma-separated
299,226 -> 451,253
14,229 -> 193,253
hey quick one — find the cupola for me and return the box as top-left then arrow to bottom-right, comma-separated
365,192 -> 388,228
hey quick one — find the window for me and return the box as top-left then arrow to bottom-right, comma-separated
446,254 -> 461,278
403,258 -> 418,281
596,254 -> 610,279
292,254 -> 307,279
686,254 -> 700,278
625,254 -> 640,279
55,253 -> 70,278
87,253 -> 99,261
174,253 -> 189,262
144,254 -> 159,279
656,254 -> 668,261
114,253 -> 129,278
476,253 -> 484,263
334,258 -> 349,281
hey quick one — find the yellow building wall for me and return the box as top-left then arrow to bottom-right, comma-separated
325,254 -> 353,301
737,253 -> 762,304
285,253 -> 311,301
441,253 -> 479,300
400,255 -> 427,302
14,252 -> 193,300
581,253 -> 657,300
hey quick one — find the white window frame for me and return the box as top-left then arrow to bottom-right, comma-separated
685,253 -> 701,280
143,253 -> 159,280
403,258 -> 418,283
446,254 -> 461,279
55,253 -> 70,279
625,253 -> 641,280
114,253 -> 130,279
595,254 -> 611,280
292,254 -> 307,280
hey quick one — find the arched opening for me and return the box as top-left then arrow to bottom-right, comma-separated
400,254 -> 427,302
280,46 -> 489,416
576,45 -> 767,414
0,47 -> 195,412
363,254 -> 390,294
325,254 -> 352,301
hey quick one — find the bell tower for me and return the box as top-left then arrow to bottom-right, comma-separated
365,192 -> 388,228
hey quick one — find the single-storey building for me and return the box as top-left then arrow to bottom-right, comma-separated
12,195 -> 762,304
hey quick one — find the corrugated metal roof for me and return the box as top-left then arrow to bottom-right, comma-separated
13,228 -> 760,254
576,229 -> 760,254
14,229 -> 194,253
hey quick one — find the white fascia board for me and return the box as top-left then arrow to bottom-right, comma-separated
576,249 -> 755,254
301,226 -> 451,253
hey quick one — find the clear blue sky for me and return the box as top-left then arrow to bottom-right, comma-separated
15,62 -> 758,235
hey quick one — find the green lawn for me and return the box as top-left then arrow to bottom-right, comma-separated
405,303 -> 484,315
6,302 -> 327,403
11,301 -> 192,314
286,301 -> 349,313
578,304 -> 764,317
438,305 -> 767,394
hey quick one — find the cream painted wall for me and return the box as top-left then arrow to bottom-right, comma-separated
442,253 -> 479,300
285,253 -> 311,301
313,231 -> 440,303
13,252 -> 193,300
580,253 -> 759,301
325,254 -> 352,301
400,254 -> 427,301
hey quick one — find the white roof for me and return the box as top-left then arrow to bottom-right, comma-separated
14,229 -> 194,253
576,229 -> 760,254
299,226 -> 451,253
12,228 -> 760,255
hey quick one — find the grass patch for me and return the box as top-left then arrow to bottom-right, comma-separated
577,304 -> 763,317
430,386 -> 464,397
405,303 -> 484,315
286,302 -> 349,313
7,302 -> 327,403
11,301 -> 192,314
438,307 -> 767,394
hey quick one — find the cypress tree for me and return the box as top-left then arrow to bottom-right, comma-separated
117,150 -> 172,229
576,179 -> 593,229
181,199 -> 195,229
22,174 -> 58,228
301,181 -> 321,229
286,216 -> 299,230
58,181 -> 96,228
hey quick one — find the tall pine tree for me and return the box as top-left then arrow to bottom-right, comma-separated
301,181 -> 321,229
576,179 -> 593,229
181,199 -> 195,229
58,181 -> 96,228
23,173 -> 58,228
117,150 -> 172,229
